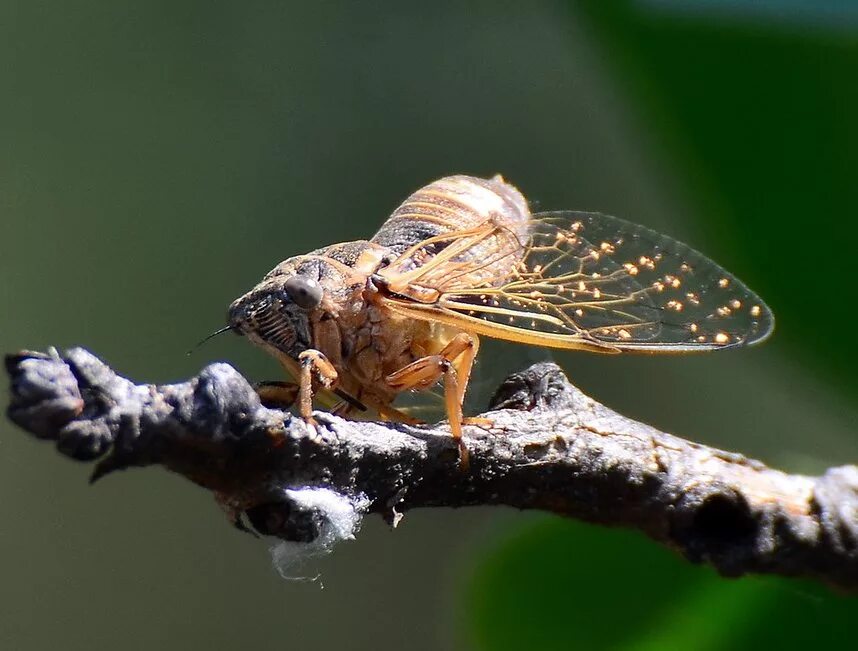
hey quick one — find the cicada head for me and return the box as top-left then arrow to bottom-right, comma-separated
228,266 -> 325,359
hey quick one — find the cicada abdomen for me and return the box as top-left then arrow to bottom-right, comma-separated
371,175 -> 532,294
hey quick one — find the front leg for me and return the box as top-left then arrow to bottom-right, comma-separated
297,349 -> 339,423
385,332 -> 479,467
255,380 -> 299,410
255,379 -> 359,420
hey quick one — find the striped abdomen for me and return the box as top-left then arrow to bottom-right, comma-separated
371,175 -> 532,289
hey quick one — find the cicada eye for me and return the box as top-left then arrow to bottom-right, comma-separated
284,275 -> 323,310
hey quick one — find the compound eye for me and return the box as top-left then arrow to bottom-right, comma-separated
284,275 -> 323,310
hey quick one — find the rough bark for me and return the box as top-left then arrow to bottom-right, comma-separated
5,347 -> 858,589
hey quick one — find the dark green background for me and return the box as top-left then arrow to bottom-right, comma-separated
1,2 -> 855,649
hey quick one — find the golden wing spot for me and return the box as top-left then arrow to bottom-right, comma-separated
652,281 -> 665,292
623,262 -> 639,275
600,241 -> 615,254
666,300 -> 683,312
680,263 -> 693,272
575,308 -> 584,317
618,328 -> 632,340
686,292 -> 700,306
719,277 -> 730,288
750,305 -> 762,317
593,288 -> 602,299
689,323 -> 698,333
715,332 -> 730,344
730,299 -> 742,309
716,306 -> 732,317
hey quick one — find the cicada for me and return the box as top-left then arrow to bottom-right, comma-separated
228,175 -> 774,463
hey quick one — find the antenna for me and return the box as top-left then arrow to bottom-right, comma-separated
186,325 -> 234,356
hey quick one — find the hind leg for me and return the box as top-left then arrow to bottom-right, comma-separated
385,332 -> 479,467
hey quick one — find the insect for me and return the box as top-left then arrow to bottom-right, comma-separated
228,175 -> 774,464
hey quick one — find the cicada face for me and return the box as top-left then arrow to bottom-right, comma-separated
228,265 -> 325,359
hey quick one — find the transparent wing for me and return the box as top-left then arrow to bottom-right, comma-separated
375,220 -> 527,295
420,211 -> 774,352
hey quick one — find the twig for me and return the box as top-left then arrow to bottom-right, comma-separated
5,347 -> 858,589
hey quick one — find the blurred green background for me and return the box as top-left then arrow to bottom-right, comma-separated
1,1 -> 856,649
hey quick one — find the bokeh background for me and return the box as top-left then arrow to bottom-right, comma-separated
2,1 -> 856,649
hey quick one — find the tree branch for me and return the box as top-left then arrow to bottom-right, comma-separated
5,347 -> 858,589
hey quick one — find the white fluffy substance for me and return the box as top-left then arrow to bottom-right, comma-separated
270,487 -> 370,581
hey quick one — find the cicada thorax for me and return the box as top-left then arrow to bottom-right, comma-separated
371,175 -> 532,295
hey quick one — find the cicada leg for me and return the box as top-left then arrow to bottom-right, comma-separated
252,381 -> 301,447
256,380 -> 358,429
385,332 -> 479,468
255,380 -> 300,410
297,349 -> 339,425
369,401 -> 423,426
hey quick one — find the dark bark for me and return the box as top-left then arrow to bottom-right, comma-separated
6,347 -> 858,589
